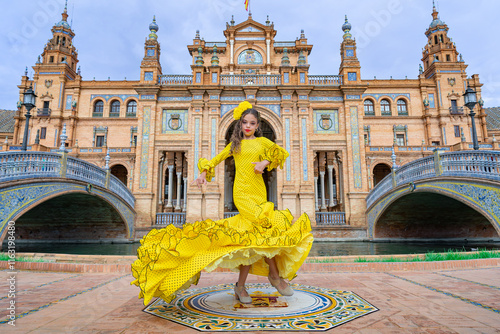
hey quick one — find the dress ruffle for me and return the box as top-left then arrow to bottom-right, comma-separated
261,143 -> 289,171
131,202 -> 313,306
197,158 -> 216,181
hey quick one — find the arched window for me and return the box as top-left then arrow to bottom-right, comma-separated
397,99 -> 408,115
381,99 -> 391,116
110,100 -> 120,117
93,100 -> 103,117
364,100 -> 374,116
434,35 -> 438,44
126,101 -> 137,117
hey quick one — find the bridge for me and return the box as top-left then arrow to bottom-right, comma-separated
366,150 -> 500,240
0,151 -> 135,243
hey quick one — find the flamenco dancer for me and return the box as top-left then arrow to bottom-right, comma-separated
131,101 -> 314,305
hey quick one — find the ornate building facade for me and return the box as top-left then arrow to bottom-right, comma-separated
11,4 -> 493,238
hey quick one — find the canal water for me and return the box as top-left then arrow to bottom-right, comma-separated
5,241 -> 500,257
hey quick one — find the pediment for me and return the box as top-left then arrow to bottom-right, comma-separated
236,25 -> 263,33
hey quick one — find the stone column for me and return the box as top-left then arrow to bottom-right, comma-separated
230,39 -> 234,64
183,177 -> 187,212
313,176 -> 319,211
266,39 -> 271,64
158,154 -> 164,208
175,171 -> 182,211
327,165 -> 335,208
166,165 -> 174,210
319,171 -> 326,210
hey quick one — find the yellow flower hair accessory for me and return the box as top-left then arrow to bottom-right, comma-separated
233,101 -> 252,120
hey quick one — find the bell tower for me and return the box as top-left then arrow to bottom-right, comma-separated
339,16 -> 361,84
140,16 -> 162,84
36,0 -> 78,77
421,1 -> 466,78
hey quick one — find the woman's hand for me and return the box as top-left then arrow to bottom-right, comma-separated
191,171 -> 207,189
252,160 -> 270,174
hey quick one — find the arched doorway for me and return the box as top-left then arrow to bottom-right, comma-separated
224,119 -> 277,212
111,164 -> 128,186
373,163 -> 391,186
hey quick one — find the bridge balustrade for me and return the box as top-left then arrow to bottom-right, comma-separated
0,152 -> 61,181
315,212 -> 346,225
155,213 -> 186,227
0,151 -> 135,208
366,150 -> 500,208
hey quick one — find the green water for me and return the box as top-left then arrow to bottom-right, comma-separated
5,241 -> 500,257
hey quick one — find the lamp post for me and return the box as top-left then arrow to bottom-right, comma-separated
21,85 -> 37,151
463,84 -> 479,150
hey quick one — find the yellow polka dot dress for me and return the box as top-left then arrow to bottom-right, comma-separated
131,137 -> 314,305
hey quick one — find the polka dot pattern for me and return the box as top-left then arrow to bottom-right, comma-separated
131,137 -> 314,306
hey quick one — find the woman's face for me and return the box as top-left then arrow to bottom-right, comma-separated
241,113 -> 258,139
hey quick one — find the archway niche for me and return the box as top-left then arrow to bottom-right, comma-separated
111,164 -> 128,186
373,163 -> 391,186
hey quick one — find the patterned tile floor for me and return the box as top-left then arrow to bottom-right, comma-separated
1,267 -> 500,333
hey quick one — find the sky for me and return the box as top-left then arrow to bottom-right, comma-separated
1,0 -> 499,110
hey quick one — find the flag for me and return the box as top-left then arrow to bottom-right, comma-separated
244,0 -> 249,11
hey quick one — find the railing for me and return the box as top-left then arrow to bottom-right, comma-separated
155,213 -> 186,226
308,75 -> 342,86
0,151 -> 135,208
159,75 -> 193,85
315,212 -> 346,225
37,108 -> 51,117
220,74 -> 281,86
366,150 -> 500,208
449,106 -> 464,115
224,212 -> 239,219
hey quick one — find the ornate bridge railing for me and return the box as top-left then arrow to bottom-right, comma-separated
315,212 -> 346,225
0,151 -> 135,208
366,150 -> 500,209
155,213 -> 186,227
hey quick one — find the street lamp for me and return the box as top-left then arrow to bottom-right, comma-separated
463,84 -> 479,150
21,85 -> 37,151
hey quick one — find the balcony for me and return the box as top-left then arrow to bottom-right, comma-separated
220,74 -> 281,86
37,108 -> 51,117
449,106 -> 464,115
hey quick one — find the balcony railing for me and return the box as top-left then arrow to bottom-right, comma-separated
37,108 -> 51,117
315,212 -> 346,225
449,106 -> 464,115
220,74 -> 281,86
308,75 -> 342,86
155,213 -> 186,227
224,212 -> 239,219
159,75 -> 193,85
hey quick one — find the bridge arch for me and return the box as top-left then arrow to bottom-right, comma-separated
368,179 -> 500,240
0,179 -> 135,244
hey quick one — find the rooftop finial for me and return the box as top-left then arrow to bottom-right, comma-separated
342,15 -> 352,40
148,16 -> 159,40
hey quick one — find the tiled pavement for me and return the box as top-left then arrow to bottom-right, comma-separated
1,266 -> 499,333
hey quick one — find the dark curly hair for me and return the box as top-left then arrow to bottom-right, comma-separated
229,108 -> 263,154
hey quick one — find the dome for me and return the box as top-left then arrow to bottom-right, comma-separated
342,15 -> 351,32
55,20 -> 71,29
429,18 -> 445,28
149,16 -> 159,33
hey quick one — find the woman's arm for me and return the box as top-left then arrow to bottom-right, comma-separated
197,143 -> 232,182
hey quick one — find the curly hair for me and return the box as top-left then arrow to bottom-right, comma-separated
229,108 -> 263,154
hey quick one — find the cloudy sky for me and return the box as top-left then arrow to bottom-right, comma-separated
1,0 -> 498,109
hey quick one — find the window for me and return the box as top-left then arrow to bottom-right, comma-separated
432,141 -> 440,146
446,54 -> 451,62
454,125 -> 460,137
49,56 -> 54,63
434,35 -> 438,44
95,135 -> 105,147
396,134 -> 405,146
43,101 -> 50,109
40,127 -> 46,140
126,101 -> 137,117
381,99 -> 391,116
397,99 -> 407,115
110,100 -> 120,118
364,100 -> 374,115
133,135 -> 137,147
450,99 -> 458,113
93,100 -> 104,117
